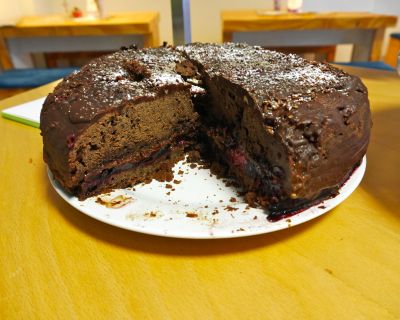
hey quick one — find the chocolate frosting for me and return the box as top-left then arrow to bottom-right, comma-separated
40,46 -> 191,186
41,43 -> 371,207
180,43 -> 371,200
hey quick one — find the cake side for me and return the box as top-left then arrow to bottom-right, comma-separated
41,46 -> 198,198
181,43 -> 371,211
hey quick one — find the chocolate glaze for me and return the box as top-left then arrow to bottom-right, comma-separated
180,43 -> 371,206
41,46 -> 191,189
41,43 -> 371,215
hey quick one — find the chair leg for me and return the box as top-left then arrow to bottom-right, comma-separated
385,37 -> 400,69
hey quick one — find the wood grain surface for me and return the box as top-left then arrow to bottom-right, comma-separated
221,11 -> 397,32
0,67 -> 399,319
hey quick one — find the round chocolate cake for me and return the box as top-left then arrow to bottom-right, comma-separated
40,43 -> 371,216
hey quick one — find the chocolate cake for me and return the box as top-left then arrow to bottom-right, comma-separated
40,43 -> 371,216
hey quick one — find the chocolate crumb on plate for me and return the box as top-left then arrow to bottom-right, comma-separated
186,212 -> 198,218
225,205 -> 239,212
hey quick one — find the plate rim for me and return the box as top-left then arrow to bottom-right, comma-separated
48,156 -> 366,239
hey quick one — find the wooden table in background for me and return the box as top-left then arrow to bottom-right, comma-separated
222,11 -> 397,61
1,67 -> 400,319
0,12 -> 160,70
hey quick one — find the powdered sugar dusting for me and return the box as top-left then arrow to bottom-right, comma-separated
54,43 -> 353,124
181,43 -> 351,108
55,47 -> 189,123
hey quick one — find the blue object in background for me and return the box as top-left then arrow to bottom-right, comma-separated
0,68 -> 79,88
335,61 -> 396,72
391,33 -> 400,40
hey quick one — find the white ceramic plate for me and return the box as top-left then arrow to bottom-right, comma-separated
48,156 -> 366,239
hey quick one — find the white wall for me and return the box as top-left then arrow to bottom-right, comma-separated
100,0 -> 173,45
190,0 -> 274,43
302,0 -> 374,12
373,0 -> 400,14
0,1 -> 23,25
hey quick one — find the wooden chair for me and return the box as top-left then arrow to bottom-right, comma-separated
384,33 -> 400,69
44,51 -> 112,68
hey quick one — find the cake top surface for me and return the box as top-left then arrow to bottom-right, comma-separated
49,46 -> 188,124
45,42 -> 360,129
180,43 -> 353,109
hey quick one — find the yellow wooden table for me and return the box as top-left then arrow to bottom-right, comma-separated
0,67 -> 399,319
222,11 -> 397,61
0,12 -> 160,70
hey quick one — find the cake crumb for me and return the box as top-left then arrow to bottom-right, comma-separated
225,205 -> 238,212
178,170 -> 184,175
166,192 -> 171,195
186,212 -> 198,218
253,216 -> 258,220
96,194 -> 133,208
173,179 -> 181,184
165,184 -> 173,189
189,163 -> 197,169
318,205 -> 326,209
225,181 -> 233,187
145,211 -> 158,218
244,192 -> 257,207
229,197 -> 237,203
